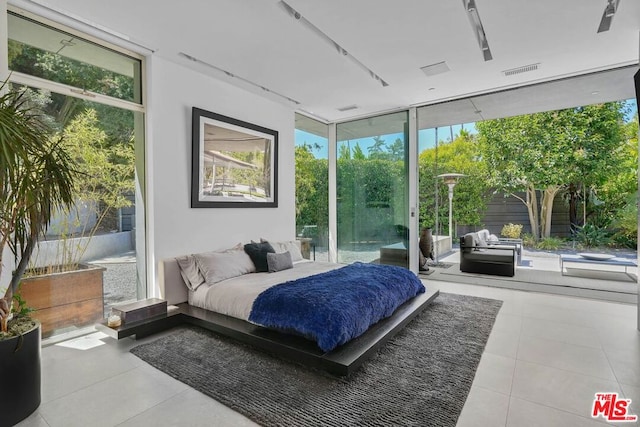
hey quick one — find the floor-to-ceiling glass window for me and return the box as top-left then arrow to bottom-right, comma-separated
294,114 -> 329,261
416,113 -> 479,261
417,89 -> 637,301
336,111 -> 409,266
7,10 -> 146,339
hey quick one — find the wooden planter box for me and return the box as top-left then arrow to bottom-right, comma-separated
19,264 -> 105,338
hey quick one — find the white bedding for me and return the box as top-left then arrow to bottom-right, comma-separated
188,260 -> 342,321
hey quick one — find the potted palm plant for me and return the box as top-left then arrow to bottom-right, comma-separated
0,80 -> 77,426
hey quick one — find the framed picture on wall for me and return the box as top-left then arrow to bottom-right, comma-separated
191,107 -> 278,208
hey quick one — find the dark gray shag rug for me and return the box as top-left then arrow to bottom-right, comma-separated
131,292 -> 502,427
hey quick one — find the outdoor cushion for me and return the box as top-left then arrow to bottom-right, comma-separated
463,249 -> 515,264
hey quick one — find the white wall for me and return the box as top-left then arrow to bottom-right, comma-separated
147,56 -> 296,295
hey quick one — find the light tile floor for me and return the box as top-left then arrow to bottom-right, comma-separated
16,279 -> 640,427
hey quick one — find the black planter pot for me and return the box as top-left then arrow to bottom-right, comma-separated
0,323 -> 41,427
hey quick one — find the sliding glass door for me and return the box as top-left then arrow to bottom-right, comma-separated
336,111 -> 410,267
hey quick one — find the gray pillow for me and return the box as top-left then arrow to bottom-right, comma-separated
267,251 -> 293,273
175,255 -> 205,291
194,249 -> 256,285
261,238 -> 304,262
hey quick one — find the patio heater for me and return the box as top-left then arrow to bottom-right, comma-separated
437,173 -> 465,240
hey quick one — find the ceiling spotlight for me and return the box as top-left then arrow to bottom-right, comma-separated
179,52 -> 198,62
462,0 -> 492,61
467,0 -> 476,12
598,0 -> 620,33
605,2 -> 616,17
178,52 -> 300,105
278,0 -> 389,87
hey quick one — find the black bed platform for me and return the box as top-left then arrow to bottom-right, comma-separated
99,288 -> 439,376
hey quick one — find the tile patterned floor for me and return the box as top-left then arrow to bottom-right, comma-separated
15,279 -> 640,427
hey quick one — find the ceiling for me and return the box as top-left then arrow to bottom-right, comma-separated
14,0 -> 640,123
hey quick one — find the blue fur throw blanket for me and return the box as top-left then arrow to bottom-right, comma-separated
248,262 -> 425,352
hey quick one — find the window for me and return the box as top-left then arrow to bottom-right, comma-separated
8,12 -> 142,104
294,114 -> 329,261
7,10 -> 146,339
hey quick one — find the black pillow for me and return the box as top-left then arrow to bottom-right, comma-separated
243,242 -> 275,272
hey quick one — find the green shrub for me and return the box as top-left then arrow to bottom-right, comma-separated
522,233 -> 536,247
536,237 -> 564,250
612,234 -> 636,249
501,223 -> 523,239
574,223 -> 611,248
611,198 -> 638,248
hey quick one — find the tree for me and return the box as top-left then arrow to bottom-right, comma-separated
388,138 -> 405,162
40,109 -> 135,270
295,145 -> 318,219
562,103 -> 629,230
294,144 -> 329,242
352,143 -> 366,160
367,136 -> 405,161
63,109 -> 134,210
368,136 -> 386,159
338,143 -> 352,160
418,130 -> 489,234
477,103 -> 627,239
602,113 -> 638,244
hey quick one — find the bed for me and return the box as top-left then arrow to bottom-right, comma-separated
159,241 -> 439,375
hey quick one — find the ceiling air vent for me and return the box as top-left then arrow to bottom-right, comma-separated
420,61 -> 450,77
337,104 -> 358,112
503,63 -> 540,77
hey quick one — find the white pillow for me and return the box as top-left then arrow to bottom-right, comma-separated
194,249 -> 256,285
261,239 -> 304,262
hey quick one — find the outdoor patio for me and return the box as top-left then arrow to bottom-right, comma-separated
427,247 -> 638,304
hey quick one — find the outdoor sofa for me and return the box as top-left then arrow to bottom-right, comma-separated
459,231 -> 518,277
